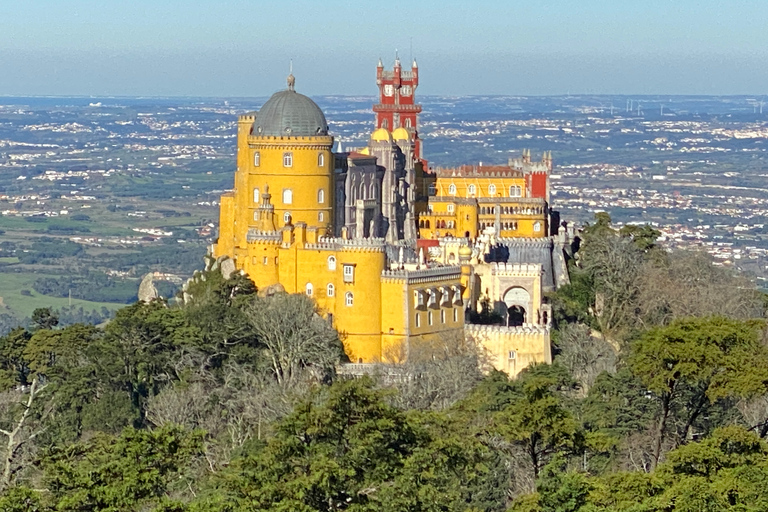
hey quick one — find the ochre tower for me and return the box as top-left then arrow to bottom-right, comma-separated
373,56 -> 424,163
216,74 -> 335,279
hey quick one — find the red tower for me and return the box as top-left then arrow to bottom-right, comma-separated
373,56 -> 424,161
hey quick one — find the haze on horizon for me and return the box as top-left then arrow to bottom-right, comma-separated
1,0 -> 767,98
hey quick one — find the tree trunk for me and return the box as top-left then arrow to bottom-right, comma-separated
0,377 -> 44,491
653,391 -> 672,468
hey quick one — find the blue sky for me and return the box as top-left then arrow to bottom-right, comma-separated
1,0 -> 767,96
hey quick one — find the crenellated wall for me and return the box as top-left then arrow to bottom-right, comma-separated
465,323 -> 552,378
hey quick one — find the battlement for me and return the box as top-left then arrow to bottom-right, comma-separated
381,265 -> 462,284
434,165 -> 523,178
496,236 -> 555,247
246,229 -> 281,243
490,262 -> 543,277
465,323 -> 550,336
303,236 -> 387,253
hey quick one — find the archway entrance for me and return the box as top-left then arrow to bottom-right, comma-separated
503,286 -> 530,327
507,305 -> 526,327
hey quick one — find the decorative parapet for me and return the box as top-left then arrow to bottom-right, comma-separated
303,236 -> 387,253
496,236 -> 555,247
490,262 -> 543,277
464,323 -> 550,336
381,265 -> 462,284
246,229 -> 282,243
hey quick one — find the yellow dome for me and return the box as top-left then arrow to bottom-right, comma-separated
358,147 -> 370,155
458,245 -> 472,257
392,127 -> 410,141
371,128 -> 392,142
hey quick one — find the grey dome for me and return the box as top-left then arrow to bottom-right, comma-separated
253,89 -> 328,137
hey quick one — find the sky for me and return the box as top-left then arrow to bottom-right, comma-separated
1,0 -> 767,97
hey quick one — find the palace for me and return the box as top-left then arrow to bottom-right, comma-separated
213,59 -> 574,376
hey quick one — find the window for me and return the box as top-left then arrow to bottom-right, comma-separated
509,185 -> 522,197
414,290 -> 424,307
415,313 -> 421,327
318,189 -> 325,204
449,184 -> 456,195
327,256 -> 336,270
534,221 -> 542,232
382,119 -> 389,129
468,184 -> 476,196
405,118 -> 412,127
453,308 -> 458,322
283,211 -> 291,224
318,212 -> 324,222
253,152 -> 260,167
508,350 -> 517,360
428,311 -> 433,325
253,188 -> 260,203
488,184 -> 496,195
345,292 -> 354,306
263,257 -> 268,265
283,152 -> 293,167
305,283 -> 313,296
282,189 -> 293,204
428,183 -> 436,196
447,204 -> 454,213
343,264 -> 355,283
318,153 -> 325,167
441,309 -> 446,323
428,204 -> 434,212
327,283 -> 335,297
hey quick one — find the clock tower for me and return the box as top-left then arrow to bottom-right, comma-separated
373,55 -> 424,162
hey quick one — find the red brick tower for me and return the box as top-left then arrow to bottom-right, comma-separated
373,55 -> 424,161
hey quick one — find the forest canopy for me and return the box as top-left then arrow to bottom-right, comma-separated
1,215 -> 768,511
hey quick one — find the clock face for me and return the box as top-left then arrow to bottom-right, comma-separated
384,84 -> 394,97
401,85 -> 412,97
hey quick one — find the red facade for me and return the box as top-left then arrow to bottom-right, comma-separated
373,58 -> 424,161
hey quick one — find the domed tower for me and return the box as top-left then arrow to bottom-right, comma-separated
233,74 -> 334,236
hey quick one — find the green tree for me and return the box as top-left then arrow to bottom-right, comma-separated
496,364 -> 582,480
30,308 -> 58,331
43,425 -> 203,512
628,317 -> 768,466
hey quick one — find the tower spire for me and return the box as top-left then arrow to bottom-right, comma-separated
287,60 -> 295,91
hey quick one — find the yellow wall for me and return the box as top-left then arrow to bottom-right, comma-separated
434,175 -> 527,199
418,197 -> 547,239
466,324 -> 552,378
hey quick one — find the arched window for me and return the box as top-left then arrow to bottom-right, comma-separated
428,183 -> 436,196
253,152 -> 260,167
282,189 -> 293,204
425,220 -> 430,229
253,188 -> 260,203
360,182 -> 366,200
448,184 -> 456,195
318,189 -> 325,204
382,119 -> 388,129
345,292 -> 354,307
327,283 -> 335,297
488,184 -> 496,195
370,183 -> 377,198
447,204 -> 454,213
441,309 -> 446,323
305,283 -> 313,296
283,211 -> 291,224
534,221 -> 542,232
327,255 -> 336,270
468,184 -> 476,196
318,212 -> 324,222
283,152 -> 293,167
415,313 -> 421,327
428,311 -> 433,325
405,118 -> 412,128
318,153 -> 325,167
